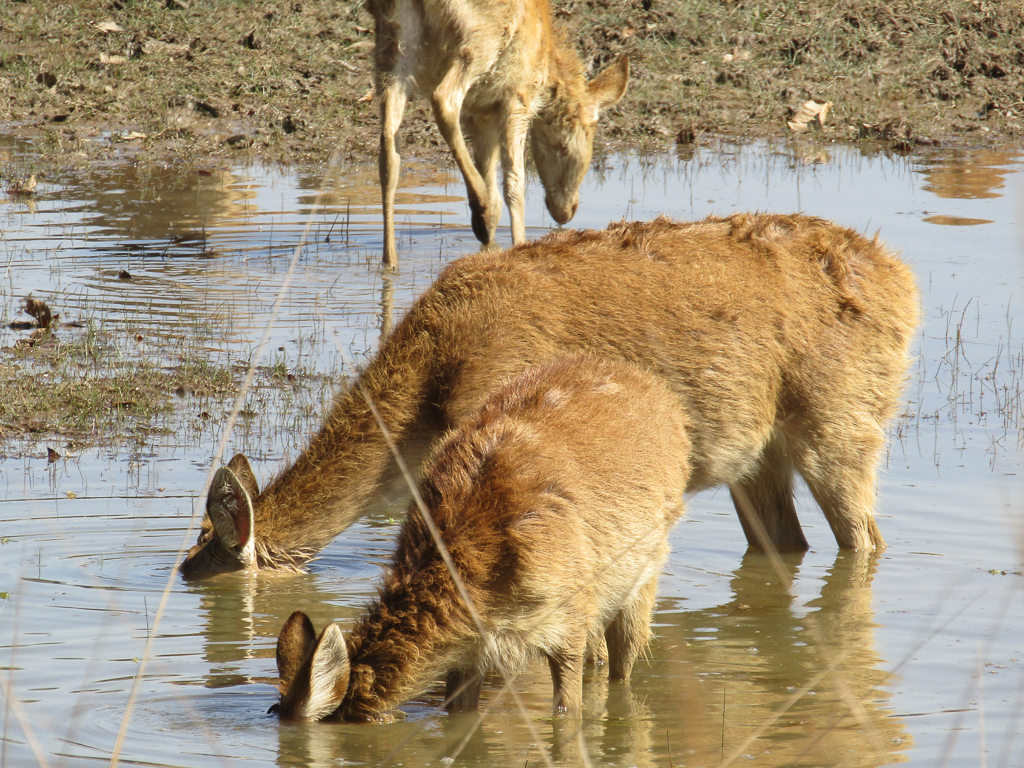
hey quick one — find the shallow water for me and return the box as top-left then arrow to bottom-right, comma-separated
1,139 -> 1022,767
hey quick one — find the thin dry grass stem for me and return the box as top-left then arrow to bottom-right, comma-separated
576,727 -> 595,768
728,486 -> 795,589
978,645 -> 988,768
0,682 -> 52,768
1,555 -> 52,768
357,383 -> 558,768
108,146 -> 347,768
57,532 -> 147,768
996,663 -> 1024,768
716,653 -> 845,768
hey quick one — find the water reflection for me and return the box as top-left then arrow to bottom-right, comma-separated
189,569 -> 368,690
916,148 -> 1021,200
657,550 -> 910,766
3,140 -> 1023,767
48,165 -> 257,246
379,271 -> 396,340
922,214 -> 994,226
187,544 -> 908,766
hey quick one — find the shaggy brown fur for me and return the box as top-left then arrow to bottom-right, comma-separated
272,356 -> 691,720
180,212 -> 919,579
369,0 -> 629,266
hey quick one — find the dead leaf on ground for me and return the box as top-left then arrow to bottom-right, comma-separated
95,20 -> 124,34
142,40 -> 189,57
787,99 -> 832,132
100,53 -> 128,66
723,49 -> 751,63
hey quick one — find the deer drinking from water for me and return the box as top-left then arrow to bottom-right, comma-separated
368,0 -> 629,267
272,356 -> 691,720
180,213 -> 919,579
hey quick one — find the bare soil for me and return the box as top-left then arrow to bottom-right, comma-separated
2,0 -> 1023,174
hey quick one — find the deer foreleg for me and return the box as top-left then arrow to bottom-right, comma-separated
379,79 -> 407,269
431,59 -> 496,245
466,110 -> 502,247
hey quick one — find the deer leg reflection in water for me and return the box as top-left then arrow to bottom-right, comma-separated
652,549 -> 912,766
379,270 -> 395,341
193,549 -> 909,766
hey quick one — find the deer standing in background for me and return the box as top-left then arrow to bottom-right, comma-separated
368,0 -> 629,267
271,356 -> 691,721
180,213 -> 919,579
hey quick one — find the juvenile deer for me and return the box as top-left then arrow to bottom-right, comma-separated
271,356 -> 691,720
368,0 -> 629,266
180,213 -> 919,579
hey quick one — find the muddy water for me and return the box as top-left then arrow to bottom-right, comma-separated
1,140 -> 1022,767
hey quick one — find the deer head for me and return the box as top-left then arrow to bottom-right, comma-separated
272,611 -> 350,721
530,55 -> 629,226
180,453 -> 259,578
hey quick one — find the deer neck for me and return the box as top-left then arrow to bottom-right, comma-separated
340,562 -> 474,720
251,327 -> 443,567
534,43 -> 587,123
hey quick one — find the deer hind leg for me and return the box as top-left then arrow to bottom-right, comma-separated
546,631 -> 588,716
605,575 -> 658,682
379,78 -> 407,269
444,668 -> 483,713
587,631 -> 609,668
791,421 -> 886,551
430,57 -> 496,245
729,431 -> 809,553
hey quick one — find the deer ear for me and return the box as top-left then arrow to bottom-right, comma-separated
206,465 -> 256,564
227,453 -> 260,498
587,55 -> 629,113
277,611 -> 317,690
305,623 -> 350,721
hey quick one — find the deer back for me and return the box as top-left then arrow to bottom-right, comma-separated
273,355 -> 691,720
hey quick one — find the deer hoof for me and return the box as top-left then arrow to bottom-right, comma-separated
470,204 -> 495,245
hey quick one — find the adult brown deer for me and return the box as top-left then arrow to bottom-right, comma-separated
368,0 -> 629,267
180,213 -> 919,579
271,356 -> 691,720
